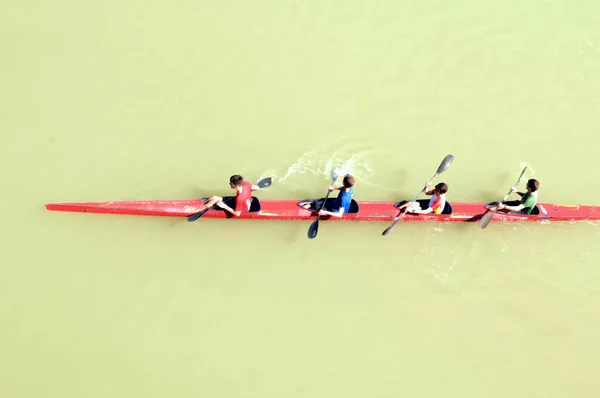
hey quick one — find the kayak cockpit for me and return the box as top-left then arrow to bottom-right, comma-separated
415,199 -> 453,214
297,198 -> 360,214
217,196 -> 262,214
485,201 -> 540,216
394,199 -> 453,215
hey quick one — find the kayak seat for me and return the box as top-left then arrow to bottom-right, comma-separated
297,198 -> 360,214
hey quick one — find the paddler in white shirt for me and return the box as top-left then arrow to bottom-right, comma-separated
395,182 -> 449,214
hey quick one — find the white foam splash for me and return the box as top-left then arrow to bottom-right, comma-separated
261,149 -> 374,184
519,161 -> 536,177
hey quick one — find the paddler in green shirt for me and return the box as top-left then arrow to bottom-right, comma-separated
494,179 -> 540,214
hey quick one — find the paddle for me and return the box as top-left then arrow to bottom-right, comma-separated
479,166 -> 527,229
382,154 -> 454,236
307,168 -> 340,239
186,177 -> 272,222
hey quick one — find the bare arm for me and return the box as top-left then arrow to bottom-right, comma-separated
423,183 -> 433,195
217,201 -> 241,217
319,207 -> 345,218
500,203 -> 524,212
412,207 -> 433,214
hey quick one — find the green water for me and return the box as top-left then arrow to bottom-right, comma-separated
2,1 -> 600,397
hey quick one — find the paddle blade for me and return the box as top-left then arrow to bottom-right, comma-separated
331,168 -> 340,183
436,154 -> 454,175
258,177 -> 272,189
187,208 -> 210,222
307,220 -> 319,239
381,213 -> 403,236
479,210 -> 495,229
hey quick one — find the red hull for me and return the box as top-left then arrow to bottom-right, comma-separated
44,198 -> 600,223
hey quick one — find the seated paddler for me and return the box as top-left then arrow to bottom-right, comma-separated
299,174 -> 356,218
487,178 -> 539,215
203,174 -> 263,217
395,182 -> 449,214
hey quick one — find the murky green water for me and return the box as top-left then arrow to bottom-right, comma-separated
2,1 -> 600,397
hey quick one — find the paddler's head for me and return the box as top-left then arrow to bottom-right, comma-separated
342,174 -> 355,189
526,179 -> 539,192
434,182 -> 448,194
229,175 -> 244,189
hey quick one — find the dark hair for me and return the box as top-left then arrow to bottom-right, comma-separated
343,174 -> 355,188
527,179 -> 539,192
435,182 -> 448,194
229,175 -> 244,186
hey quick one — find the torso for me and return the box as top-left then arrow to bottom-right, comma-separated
520,191 -> 538,214
428,193 -> 446,214
235,181 -> 253,212
334,187 -> 354,213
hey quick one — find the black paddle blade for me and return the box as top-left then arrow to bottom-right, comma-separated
382,213 -> 404,236
437,154 -> 454,175
258,177 -> 272,189
306,169 -> 339,239
187,207 -> 210,222
479,210 -> 496,229
307,220 -> 319,239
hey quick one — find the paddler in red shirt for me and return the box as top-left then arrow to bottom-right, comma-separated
203,175 -> 262,217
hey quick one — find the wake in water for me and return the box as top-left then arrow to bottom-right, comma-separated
258,148 -> 376,187
519,161 -> 536,178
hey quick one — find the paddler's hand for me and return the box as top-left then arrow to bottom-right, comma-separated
497,203 -> 506,210
328,186 -> 335,192
318,209 -> 329,216
510,187 -> 517,193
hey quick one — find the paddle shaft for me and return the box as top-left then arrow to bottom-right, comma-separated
479,166 -> 527,228
317,189 -> 334,213
382,154 -> 454,236
501,166 -> 528,204
382,172 -> 438,234
307,170 -> 340,239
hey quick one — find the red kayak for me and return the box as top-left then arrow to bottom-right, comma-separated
45,197 -> 600,223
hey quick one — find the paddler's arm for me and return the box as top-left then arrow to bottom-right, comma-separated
216,201 -> 241,217
328,185 -> 342,191
508,186 -> 524,198
423,182 -> 434,195
411,207 -> 434,214
497,202 -> 524,212
251,185 -> 261,191
318,208 -> 345,218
